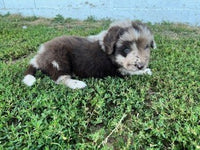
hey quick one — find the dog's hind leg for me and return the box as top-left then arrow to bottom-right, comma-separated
22,65 -> 37,86
22,51 -> 42,86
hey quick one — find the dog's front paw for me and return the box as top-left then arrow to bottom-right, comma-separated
66,79 -> 87,89
144,68 -> 152,75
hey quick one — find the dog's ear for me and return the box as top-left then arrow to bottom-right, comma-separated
151,39 -> 157,49
103,27 -> 123,55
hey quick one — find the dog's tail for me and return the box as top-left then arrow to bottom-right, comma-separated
22,65 -> 37,86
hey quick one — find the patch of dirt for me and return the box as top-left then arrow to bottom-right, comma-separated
6,52 -> 35,64
162,30 -> 179,40
28,18 -> 51,26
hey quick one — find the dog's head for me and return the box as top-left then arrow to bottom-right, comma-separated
101,21 -> 156,72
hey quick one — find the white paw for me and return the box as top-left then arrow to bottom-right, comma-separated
144,68 -> 152,75
22,74 -> 36,86
66,79 -> 87,89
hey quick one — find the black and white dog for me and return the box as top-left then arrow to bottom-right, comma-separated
22,20 -> 156,89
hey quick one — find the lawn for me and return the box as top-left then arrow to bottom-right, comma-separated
0,14 -> 200,149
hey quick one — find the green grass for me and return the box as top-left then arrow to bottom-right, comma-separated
0,14 -> 200,149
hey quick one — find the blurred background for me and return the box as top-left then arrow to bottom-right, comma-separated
0,0 -> 200,26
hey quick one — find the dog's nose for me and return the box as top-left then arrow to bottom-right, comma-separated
135,63 -> 145,70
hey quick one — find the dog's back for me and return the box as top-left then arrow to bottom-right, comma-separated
22,35 -> 119,87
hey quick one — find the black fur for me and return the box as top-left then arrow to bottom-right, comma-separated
69,37 -> 121,78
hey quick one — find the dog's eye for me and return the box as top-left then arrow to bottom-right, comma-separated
123,48 -> 131,54
145,44 -> 150,49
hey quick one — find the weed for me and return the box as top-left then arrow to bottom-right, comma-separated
52,14 -> 65,24
85,16 -> 97,23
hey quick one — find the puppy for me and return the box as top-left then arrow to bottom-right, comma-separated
22,20 -> 156,89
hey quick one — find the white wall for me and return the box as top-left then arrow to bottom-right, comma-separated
0,0 -> 200,25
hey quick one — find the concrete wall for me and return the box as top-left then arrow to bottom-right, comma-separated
0,0 -> 200,25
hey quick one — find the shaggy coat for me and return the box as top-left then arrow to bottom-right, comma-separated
23,20 -> 156,89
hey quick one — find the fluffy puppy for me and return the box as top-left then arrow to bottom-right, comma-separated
22,20 -> 156,89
